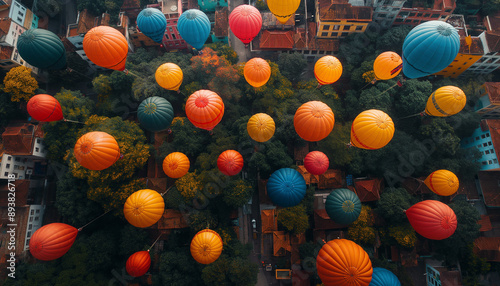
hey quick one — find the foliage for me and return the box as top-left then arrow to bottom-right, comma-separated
255,0 -> 267,10
206,42 -> 239,65
377,188 -> 415,224
388,223 -> 417,249
277,52 -> 307,83
222,179 -> 253,208
247,140 -> 294,178
87,178 -> 146,212
191,47 -> 230,84
3,66 -> 39,102
376,25 -> 411,55
348,206 -> 376,245
419,118 -> 461,157
158,249 -> 204,286
394,79 -> 432,116
277,205 -> 309,235
175,172 -> 203,202
317,123 -> 353,168
48,52 -> 90,88
188,209 -> 219,232
0,90 -> 24,127
208,65 -> 241,101
92,74 -> 112,99
118,224 -> 149,257
201,256 -> 258,286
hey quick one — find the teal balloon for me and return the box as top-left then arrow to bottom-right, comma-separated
137,96 -> 174,132
325,188 -> 361,225
16,28 -> 66,70
370,268 -> 401,286
177,9 -> 211,50
266,168 -> 306,207
137,8 -> 167,43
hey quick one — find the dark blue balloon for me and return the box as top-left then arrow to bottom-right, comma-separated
266,168 -> 306,207
137,8 -> 167,43
370,268 -> 401,286
402,20 -> 460,79
177,9 -> 211,50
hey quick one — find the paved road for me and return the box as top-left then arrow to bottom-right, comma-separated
228,0 -> 253,63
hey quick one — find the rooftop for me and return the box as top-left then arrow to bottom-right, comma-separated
0,180 -> 30,206
485,12 -> 500,32
259,30 -> 294,50
2,123 -> 43,156
483,83 -> 500,104
318,169 -> 343,189
214,7 -> 228,37
314,209 -> 347,230
273,231 -> 291,256
319,0 -> 373,22
261,209 -> 278,233
478,170 -> 500,207
474,236 -> 500,262
485,31 -> 500,53
478,215 -> 493,232
353,178 -> 382,202
156,209 -> 189,230
458,37 -> 483,55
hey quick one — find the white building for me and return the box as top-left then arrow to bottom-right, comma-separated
24,204 -> 45,251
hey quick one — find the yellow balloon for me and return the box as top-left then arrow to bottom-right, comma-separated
123,189 -> 165,228
373,52 -> 402,80
425,86 -> 466,117
267,0 -> 301,24
351,109 -> 394,150
190,229 -> 223,264
424,169 -> 459,196
155,63 -> 183,91
247,113 -> 275,142
314,56 -> 343,85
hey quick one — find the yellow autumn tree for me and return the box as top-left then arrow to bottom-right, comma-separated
389,224 -> 417,249
3,66 -> 38,102
92,74 -> 112,100
278,205 -> 309,235
87,178 -> 146,212
175,172 -> 203,202
222,179 -> 253,208
347,205 -> 376,245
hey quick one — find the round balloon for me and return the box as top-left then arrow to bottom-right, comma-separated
425,86 -> 466,117
370,268 -> 401,286
83,26 -> 128,71
325,188 -> 362,225
267,0 -> 300,24
163,152 -> 190,178
314,56 -> 343,85
155,63 -> 183,91
190,229 -> 223,264
124,189 -> 165,228
29,223 -> 78,261
244,58 -> 271,88
74,131 -> 121,171
424,169 -> 459,196
267,168 -> 306,207
177,9 -> 211,50
185,90 -> 224,131
406,200 -> 457,240
229,5 -> 262,45
402,20 -> 460,79
247,113 -> 275,142
137,7 -> 167,43
373,52 -> 402,80
137,96 -> 174,132
351,109 -> 394,150
27,94 -> 63,122
294,101 -> 335,142
217,150 -> 244,176
317,239 -> 373,286
126,251 -> 151,277
17,28 -> 66,70
304,151 -> 329,175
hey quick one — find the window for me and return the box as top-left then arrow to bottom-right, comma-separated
36,209 -> 40,214
431,14 -> 440,18
15,157 -> 20,162
482,134 -> 486,139
484,143 -> 488,147
17,17 -> 22,22
356,26 -> 363,31
4,172 -> 8,176
26,239 -> 30,246
486,150 -> 490,154
27,231 -> 31,237
6,164 -> 10,168
324,25 -> 330,30
424,13 -> 430,17
494,159 -> 498,163
36,139 -> 41,144
28,224 -> 32,230
486,133 -> 490,137
491,149 -> 495,153
409,12 -> 416,16
489,141 -> 492,146
333,25 -> 340,30
7,156 -> 11,161
331,32 -> 337,37
344,25 -> 351,31
34,217 -> 39,221
489,160 -> 493,164
30,210 -> 34,215
29,217 -> 33,222
482,161 -> 487,165
341,32 -> 349,37
395,18 -> 403,22
321,32 -> 328,37
35,147 -> 39,152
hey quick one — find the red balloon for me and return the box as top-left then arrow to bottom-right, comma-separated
126,251 -> 151,277
304,151 -> 329,175
406,200 -> 457,240
217,150 -> 244,176
27,94 -> 63,122
29,223 -> 78,261
229,5 -> 262,45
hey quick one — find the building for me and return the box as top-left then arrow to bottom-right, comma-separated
198,0 -> 227,12
121,0 -> 142,22
473,237 -> 500,262
316,0 -> 373,39
353,178 -> 383,202
461,119 -> 499,171
465,13 -> 500,75
212,7 -> 228,44
7,0 -> 38,29
425,259 -> 462,286
434,15 -> 483,78
371,0 -> 406,29
475,83 -> 500,119
477,171 -> 500,208
393,0 -> 455,26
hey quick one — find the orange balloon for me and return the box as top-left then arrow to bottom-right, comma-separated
126,251 -> 151,277
74,131 -> 121,170
373,52 -> 402,80
163,152 -> 190,178
424,169 -> 459,196
83,26 -> 128,71
185,90 -> 225,131
316,239 -> 373,286
244,58 -> 271,88
123,189 -> 165,228
247,113 -> 275,142
294,101 -> 335,142
217,150 -> 244,176
29,223 -> 78,261
314,56 -> 343,85
190,229 -> 223,264
350,109 -> 395,150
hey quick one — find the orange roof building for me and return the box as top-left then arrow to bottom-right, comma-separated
273,231 -> 291,256
317,169 -> 343,189
213,7 -> 228,41
2,123 -> 45,157
478,215 -> 493,232
156,209 -> 189,231
394,0 -> 456,27
353,178 -> 382,202
315,0 -> 372,39
314,209 -> 347,230
461,119 -> 500,172
477,171 -> 500,207
474,236 -> 500,262
258,30 -> 294,50
475,84 -> 500,119
261,209 -> 278,233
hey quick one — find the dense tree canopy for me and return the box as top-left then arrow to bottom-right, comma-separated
3,66 -> 38,102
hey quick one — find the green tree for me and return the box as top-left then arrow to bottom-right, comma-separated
49,52 -> 90,88
377,188 -> 415,224
222,179 -> 254,208
376,25 -> 411,54
119,225 -> 149,257
277,52 -> 307,83
0,90 -> 24,127
188,209 -> 219,232
206,42 -> 239,65
3,66 -> 39,102
277,205 -> 309,234
388,223 -> 417,249
419,118 -> 461,157
348,205 -> 376,245
176,172 -> 203,202
158,249 -> 203,286
394,79 -> 432,116
247,140 -> 294,178
92,74 -> 112,98
317,123 -> 354,168
228,257 -> 258,286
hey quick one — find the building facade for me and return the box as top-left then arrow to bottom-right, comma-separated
461,120 -> 499,171
475,83 -> 500,119
393,0 -> 455,26
371,0 -> 406,29
316,0 -> 373,39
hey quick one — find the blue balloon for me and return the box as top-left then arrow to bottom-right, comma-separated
266,168 -> 306,207
402,20 -> 460,79
370,268 -> 401,286
177,9 -> 211,50
137,8 -> 167,43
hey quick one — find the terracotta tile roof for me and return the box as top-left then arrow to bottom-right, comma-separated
293,29 -> 306,49
318,169 -> 343,189
297,165 -> 319,185
478,170 -> 500,207
214,7 -> 228,37
294,143 -> 309,161
353,178 -> 382,202
402,177 -> 432,195
483,83 -> 500,104
261,209 -> 278,233
76,9 -> 98,34
455,180 -> 479,200
273,231 -> 291,256
121,0 -> 141,9
259,30 -> 294,50
314,209 -> 347,229
0,18 -> 11,35
146,178 -> 167,193
485,31 -> 500,53
156,209 -> 189,229
262,12 -> 295,28
486,13 -> 500,32
0,180 -> 29,206
459,37 -> 483,54
258,179 -> 273,205
319,0 -> 372,22
474,236 -> 500,262
1,123 -> 40,156
478,215 -> 492,232
0,45 -> 13,60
